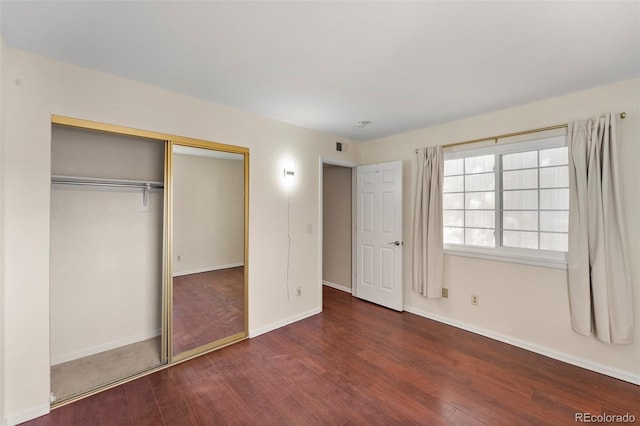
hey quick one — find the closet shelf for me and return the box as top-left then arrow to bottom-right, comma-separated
51,175 -> 164,189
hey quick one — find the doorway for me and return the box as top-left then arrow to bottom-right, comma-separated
320,159 -> 404,312
321,162 -> 355,303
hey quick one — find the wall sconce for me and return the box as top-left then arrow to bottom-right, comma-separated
283,166 -> 295,191
280,159 -> 296,192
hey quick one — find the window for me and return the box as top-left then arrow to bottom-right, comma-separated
443,134 -> 568,267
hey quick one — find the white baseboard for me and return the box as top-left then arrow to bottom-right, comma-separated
51,328 -> 161,365
249,307 -> 322,338
404,306 -> 640,386
5,403 -> 49,426
322,280 -> 352,294
173,262 -> 244,277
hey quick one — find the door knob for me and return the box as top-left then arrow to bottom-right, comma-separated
388,241 -> 400,246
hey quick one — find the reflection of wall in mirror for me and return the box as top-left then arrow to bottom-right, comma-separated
173,154 -> 244,275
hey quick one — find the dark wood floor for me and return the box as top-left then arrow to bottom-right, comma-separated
27,286 -> 639,425
173,267 -> 244,355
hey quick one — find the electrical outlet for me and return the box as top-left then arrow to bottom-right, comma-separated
177,255 -> 181,261
297,286 -> 302,297
442,288 -> 449,298
471,295 -> 479,306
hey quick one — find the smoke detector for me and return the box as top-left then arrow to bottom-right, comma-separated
354,120 -> 372,128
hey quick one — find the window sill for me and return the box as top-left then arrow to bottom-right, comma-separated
443,246 -> 567,270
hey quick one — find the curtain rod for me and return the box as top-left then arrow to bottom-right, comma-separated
51,175 -> 164,189
416,112 -> 626,153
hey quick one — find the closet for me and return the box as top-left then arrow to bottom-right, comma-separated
49,116 -> 248,405
50,124 -> 166,401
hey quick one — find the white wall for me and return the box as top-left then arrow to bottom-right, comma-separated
173,154 -> 244,275
361,78 -> 640,383
0,46 -> 359,424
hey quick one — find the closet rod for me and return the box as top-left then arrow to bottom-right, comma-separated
415,111 -> 627,153
51,175 -> 164,189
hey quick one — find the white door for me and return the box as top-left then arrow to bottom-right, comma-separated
356,160 -> 403,311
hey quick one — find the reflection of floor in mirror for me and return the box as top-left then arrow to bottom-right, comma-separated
51,336 -> 162,402
172,266 -> 244,355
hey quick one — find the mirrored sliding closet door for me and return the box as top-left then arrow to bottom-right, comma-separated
49,116 -> 249,405
170,143 -> 248,361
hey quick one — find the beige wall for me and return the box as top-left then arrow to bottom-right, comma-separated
0,46 -> 359,424
173,154 -> 244,275
361,78 -> 640,383
50,189 -> 163,364
322,165 -> 352,290
51,125 -> 165,181
0,36 -> 6,426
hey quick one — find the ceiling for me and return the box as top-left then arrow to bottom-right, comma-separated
1,1 -> 638,142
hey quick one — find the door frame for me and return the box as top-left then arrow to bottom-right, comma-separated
317,157 -> 358,309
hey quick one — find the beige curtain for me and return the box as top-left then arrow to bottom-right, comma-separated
412,146 -> 444,298
567,113 -> 632,344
